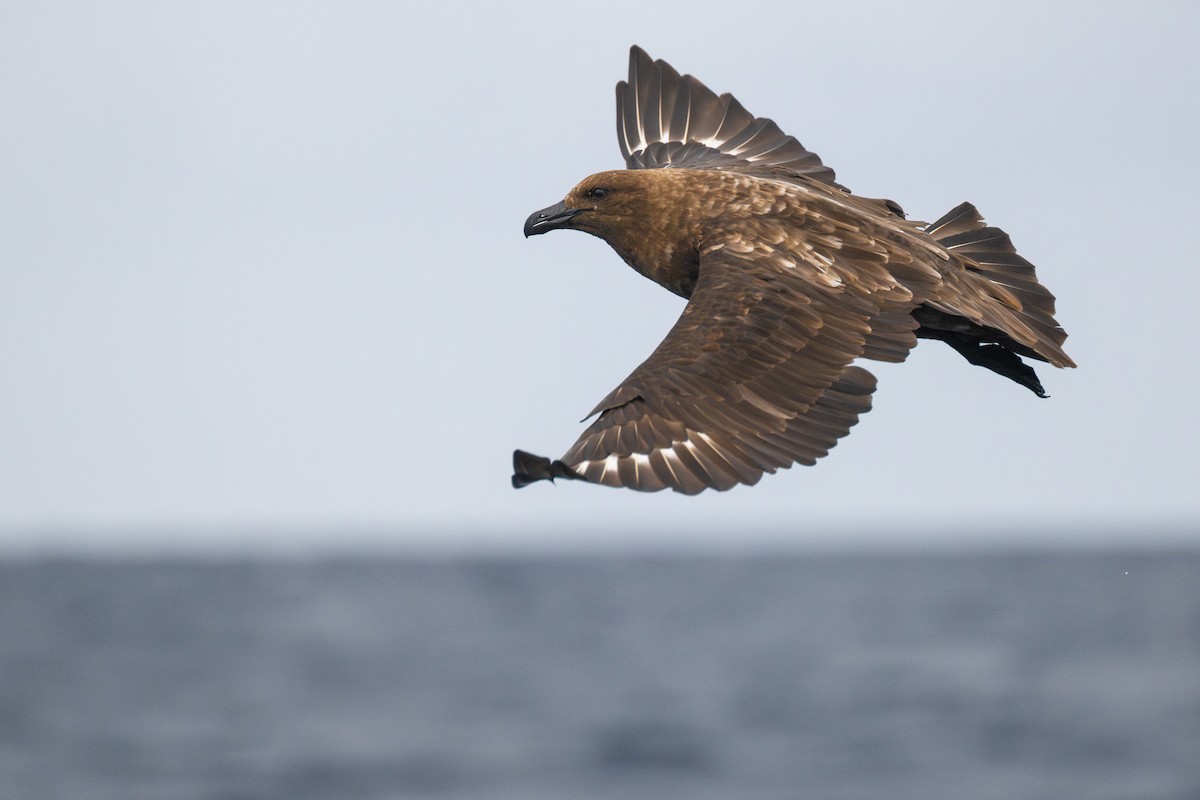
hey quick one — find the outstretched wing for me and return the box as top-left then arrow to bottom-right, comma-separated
546,244 -> 921,493
616,45 -> 842,188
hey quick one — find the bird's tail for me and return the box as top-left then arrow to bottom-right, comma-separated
915,202 -> 1074,395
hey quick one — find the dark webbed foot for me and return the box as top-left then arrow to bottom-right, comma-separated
511,450 -> 582,488
945,338 -> 1048,397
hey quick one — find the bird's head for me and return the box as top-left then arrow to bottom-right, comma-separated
523,170 -> 669,241
524,168 -> 710,295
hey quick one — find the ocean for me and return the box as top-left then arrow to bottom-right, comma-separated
1,550 -> 1197,799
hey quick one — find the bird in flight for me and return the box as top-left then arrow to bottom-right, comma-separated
513,45 -> 1073,494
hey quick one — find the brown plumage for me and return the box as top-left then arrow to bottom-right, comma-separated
513,46 -> 1074,494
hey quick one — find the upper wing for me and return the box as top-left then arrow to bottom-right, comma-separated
616,45 -> 843,188
556,244 -> 921,493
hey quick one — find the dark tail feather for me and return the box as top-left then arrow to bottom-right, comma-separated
512,450 -> 581,489
924,202 -> 1073,367
918,202 -> 1073,395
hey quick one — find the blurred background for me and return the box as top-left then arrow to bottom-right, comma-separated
1,2 -> 1197,798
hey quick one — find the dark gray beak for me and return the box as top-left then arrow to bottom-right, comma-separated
524,200 -> 581,237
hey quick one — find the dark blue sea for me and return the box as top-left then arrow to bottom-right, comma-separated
1,550 -> 1198,800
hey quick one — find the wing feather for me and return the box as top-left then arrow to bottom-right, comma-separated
616,46 -> 841,187
557,243 -> 911,493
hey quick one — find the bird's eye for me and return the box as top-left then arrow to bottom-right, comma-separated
586,187 -> 608,200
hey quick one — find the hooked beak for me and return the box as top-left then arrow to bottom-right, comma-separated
524,200 -> 582,237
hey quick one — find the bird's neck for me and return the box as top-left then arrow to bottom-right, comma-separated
604,170 -> 737,298
609,230 -> 700,298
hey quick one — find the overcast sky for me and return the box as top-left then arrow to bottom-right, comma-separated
2,2 -> 1197,552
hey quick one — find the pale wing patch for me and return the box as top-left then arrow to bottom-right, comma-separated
571,429 -> 732,491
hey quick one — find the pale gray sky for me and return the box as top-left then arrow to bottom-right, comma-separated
2,2 -> 1197,552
